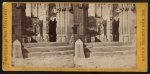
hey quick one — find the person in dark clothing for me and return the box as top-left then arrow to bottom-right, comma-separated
49,18 -> 57,42
112,17 -> 119,41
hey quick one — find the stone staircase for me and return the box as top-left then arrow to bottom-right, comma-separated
22,42 -> 74,58
22,42 -> 136,58
85,42 -> 136,57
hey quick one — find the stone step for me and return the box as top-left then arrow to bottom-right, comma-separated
24,46 -> 74,52
86,46 -> 136,52
23,42 -> 69,47
90,49 -> 136,56
28,50 -> 74,58
85,42 -> 132,47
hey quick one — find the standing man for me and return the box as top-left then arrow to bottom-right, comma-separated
112,16 -> 119,41
49,19 -> 52,42
49,17 -> 57,42
52,18 -> 57,42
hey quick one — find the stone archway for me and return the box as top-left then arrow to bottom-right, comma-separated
51,4 -> 74,43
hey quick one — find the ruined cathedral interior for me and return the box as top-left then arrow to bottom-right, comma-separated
12,3 -> 136,44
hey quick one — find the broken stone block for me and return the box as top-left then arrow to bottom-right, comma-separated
13,39 -> 23,58
75,39 -> 85,58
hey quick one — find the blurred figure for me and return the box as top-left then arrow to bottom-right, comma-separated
49,17 -> 57,42
112,16 -> 119,41
96,17 -> 107,42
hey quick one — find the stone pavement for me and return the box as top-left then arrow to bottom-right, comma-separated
12,50 -> 136,68
12,42 -> 136,68
12,54 -> 75,68
75,51 -> 136,68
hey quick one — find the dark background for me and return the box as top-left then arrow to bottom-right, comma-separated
0,0 -> 149,74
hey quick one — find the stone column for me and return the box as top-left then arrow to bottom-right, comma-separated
127,4 -> 131,42
103,4 -> 107,20
67,6 -> 71,43
31,3 -> 38,17
88,3 -> 95,16
38,4 -> 44,42
106,4 -> 112,42
68,5 -> 74,44
65,7 -> 68,42
128,4 -> 136,44
101,4 -> 108,42
25,3 -> 31,17
126,5 -> 130,42
60,8 -> 63,42
122,4 -> 126,42
84,5 -> 89,42
95,4 -> 100,41
62,6 -> 66,42
56,4 -> 61,42
37,3 -> 41,18
122,4 -> 127,42
12,3 -> 26,42
24,3 -> 32,43
119,4 -> 123,42
55,4 -> 59,42
42,4 -> 49,42
124,4 -> 128,42
73,4 -> 88,42
95,4 -> 101,17
42,15 -> 47,42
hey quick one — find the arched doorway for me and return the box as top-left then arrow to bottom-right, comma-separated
48,4 -> 74,43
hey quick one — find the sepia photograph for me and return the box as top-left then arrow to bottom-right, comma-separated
11,3 -> 138,68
